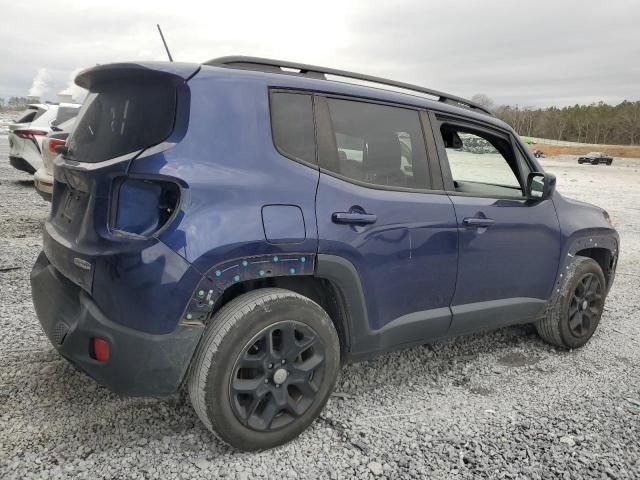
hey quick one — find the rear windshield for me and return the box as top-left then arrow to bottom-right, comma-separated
54,106 -> 79,126
66,79 -> 176,163
15,108 -> 39,124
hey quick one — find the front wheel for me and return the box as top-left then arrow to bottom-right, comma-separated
536,256 -> 607,349
188,288 -> 340,450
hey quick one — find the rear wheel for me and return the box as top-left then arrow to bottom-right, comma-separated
188,288 -> 340,450
536,256 -> 607,349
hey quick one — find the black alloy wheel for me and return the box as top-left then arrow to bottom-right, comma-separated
567,273 -> 604,338
229,321 -> 325,432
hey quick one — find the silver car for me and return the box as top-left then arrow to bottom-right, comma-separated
33,117 -> 76,201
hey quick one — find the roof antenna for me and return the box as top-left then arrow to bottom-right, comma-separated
157,24 -> 174,62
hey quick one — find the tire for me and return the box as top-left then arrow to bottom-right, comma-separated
607,159 -> 613,165
188,288 -> 340,450
536,256 -> 607,349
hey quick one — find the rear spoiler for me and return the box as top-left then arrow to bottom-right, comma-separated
75,62 -> 201,90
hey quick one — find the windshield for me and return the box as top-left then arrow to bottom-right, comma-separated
66,79 -> 176,163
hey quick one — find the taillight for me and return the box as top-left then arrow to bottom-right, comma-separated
14,129 -> 48,139
112,178 -> 180,237
47,138 -> 66,153
91,337 -> 110,362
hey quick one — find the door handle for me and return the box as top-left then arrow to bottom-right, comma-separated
463,217 -> 495,228
332,212 -> 378,225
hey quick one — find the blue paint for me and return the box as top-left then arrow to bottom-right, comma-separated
33,60 -> 618,350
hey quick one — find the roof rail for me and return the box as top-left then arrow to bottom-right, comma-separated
204,56 -> 493,116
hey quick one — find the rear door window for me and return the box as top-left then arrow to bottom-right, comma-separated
66,79 -> 176,163
321,98 -> 430,189
270,92 -> 316,164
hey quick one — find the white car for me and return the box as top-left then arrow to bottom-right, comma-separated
8,103 -> 80,174
34,117 -> 76,201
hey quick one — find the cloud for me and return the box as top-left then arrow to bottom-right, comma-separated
0,0 -> 639,107
60,68 -> 87,102
27,68 -> 50,98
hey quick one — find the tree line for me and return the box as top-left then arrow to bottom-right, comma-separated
472,95 -> 640,145
0,97 -> 34,110
4,93 -> 640,145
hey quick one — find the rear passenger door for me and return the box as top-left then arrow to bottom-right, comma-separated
429,113 -> 561,335
314,96 -> 458,355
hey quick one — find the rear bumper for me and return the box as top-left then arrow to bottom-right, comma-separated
34,168 -> 53,201
31,252 -> 204,396
9,155 -> 36,174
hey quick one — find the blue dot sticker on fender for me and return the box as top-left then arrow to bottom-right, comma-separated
259,270 -> 265,277
234,275 -> 240,282
215,270 -> 222,277
273,256 -> 279,262
242,260 -> 249,267
301,256 -> 306,263
289,267 -> 296,274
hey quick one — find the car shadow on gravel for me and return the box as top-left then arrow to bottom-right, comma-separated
6,323 -> 566,456
335,323 -> 560,397
12,179 -> 34,188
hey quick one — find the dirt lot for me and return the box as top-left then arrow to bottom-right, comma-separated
1,139 -> 639,479
529,143 -> 640,159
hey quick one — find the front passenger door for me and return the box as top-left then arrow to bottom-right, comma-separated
431,115 -> 561,335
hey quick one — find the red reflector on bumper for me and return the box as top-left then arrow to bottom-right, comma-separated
91,337 -> 110,362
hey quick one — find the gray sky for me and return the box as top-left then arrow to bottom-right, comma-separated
1,0 -> 638,107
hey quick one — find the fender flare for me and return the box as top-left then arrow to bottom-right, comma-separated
551,232 -> 619,304
315,254 -> 369,353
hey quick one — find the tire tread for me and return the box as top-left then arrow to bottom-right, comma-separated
536,256 -> 603,348
187,288 -> 337,445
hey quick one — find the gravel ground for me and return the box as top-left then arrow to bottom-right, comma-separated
1,137 -> 639,479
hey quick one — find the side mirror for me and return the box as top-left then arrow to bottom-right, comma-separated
527,172 -> 556,201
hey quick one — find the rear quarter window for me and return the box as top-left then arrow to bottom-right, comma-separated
270,92 -> 316,165
67,79 -> 176,163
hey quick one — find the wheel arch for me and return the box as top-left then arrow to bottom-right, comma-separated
552,233 -> 619,303
199,254 -> 368,359
210,275 -> 352,357
575,246 -> 617,289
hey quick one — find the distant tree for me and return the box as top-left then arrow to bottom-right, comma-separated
471,94 -> 495,112
617,101 -> 640,145
493,99 -> 640,145
7,97 -> 29,109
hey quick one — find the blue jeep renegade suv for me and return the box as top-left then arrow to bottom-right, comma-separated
31,57 -> 619,450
